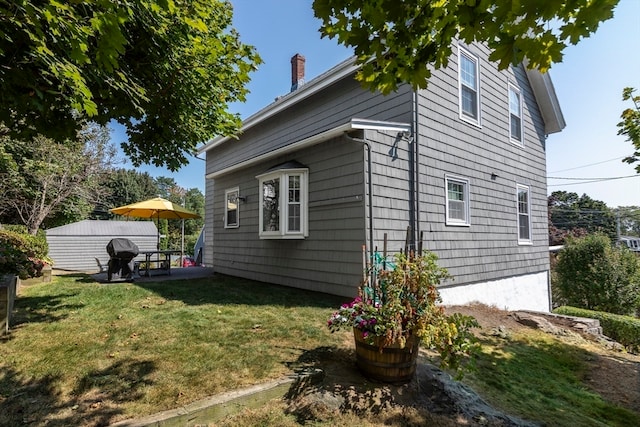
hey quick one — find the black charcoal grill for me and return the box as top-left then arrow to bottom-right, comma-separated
106,238 -> 139,282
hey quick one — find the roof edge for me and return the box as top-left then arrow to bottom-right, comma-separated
205,118 -> 411,179
198,56 -> 359,155
524,64 -> 566,135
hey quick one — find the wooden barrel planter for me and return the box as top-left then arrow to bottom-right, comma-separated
353,328 -> 420,383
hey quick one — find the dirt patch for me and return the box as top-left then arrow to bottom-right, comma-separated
284,304 -> 640,426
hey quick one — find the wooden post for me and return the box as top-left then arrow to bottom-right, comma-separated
361,245 -> 367,284
383,233 -> 388,270
404,226 -> 411,256
1,275 -> 17,335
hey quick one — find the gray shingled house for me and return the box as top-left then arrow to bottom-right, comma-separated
198,45 -> 565,312
46,220 -> 158,272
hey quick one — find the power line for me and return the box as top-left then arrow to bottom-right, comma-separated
547,174 -> 639,187
549,156 -> 627,174
548,175 -> 638,181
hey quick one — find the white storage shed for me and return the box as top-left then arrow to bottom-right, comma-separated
46,220 -> 158,272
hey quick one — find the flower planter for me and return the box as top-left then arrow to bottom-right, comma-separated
353,328 -> 420,383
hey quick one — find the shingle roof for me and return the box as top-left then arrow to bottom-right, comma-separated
46,220 -> 158,237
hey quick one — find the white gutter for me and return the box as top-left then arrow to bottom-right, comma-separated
205,118 -> 411,179
198,56 -> 359,155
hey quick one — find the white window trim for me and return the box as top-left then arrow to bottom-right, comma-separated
516,184 -> 532,245
509,83 -> 524,145
445,175 -> 471,226
458,46 -> 481,127
256,168 -> 309,239
224,187 -> 240,228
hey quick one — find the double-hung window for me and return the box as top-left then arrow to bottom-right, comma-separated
509,84 -> 523,144
224,187 -> 239,228
445,175 -> 470,226
458,47 -> 480,125
256,164 -> 308,239
517,184 -> 532,244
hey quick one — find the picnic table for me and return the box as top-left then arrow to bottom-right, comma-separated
137,250 -> 181,277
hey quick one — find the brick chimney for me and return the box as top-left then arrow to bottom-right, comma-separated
290,53 -> 305,92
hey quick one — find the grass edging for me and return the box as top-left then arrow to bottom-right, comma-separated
110,369 -> 324,427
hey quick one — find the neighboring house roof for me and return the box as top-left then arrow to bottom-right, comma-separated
46,220 -> 158,237
199,52 -> 565,155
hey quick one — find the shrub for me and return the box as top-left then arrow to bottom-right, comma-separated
0,228 -> 49,279
553,233 -> 640,316
2,225 -> 49,260
554,306 -> 640,353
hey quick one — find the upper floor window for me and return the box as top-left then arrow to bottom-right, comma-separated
509,84 -> 523,144
517,184 -> 532,244
458,47 -> 480,125
445,175 -> 470,226
224,187 -> 239,228
256,162 -> 308,239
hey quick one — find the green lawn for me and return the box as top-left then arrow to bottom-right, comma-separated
1,274 -> 638,427
1,274 -> 346,426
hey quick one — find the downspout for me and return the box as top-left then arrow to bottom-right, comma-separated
413,89 -> 421,251
345,133 -> 374,266
408,118 -> 416,251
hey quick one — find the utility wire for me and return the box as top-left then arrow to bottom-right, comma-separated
548,175 -> 638,181
549,156 -> 626,174
548,174 -> 639,187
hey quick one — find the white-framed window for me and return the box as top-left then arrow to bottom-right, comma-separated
445,175 -> 470,226
256,166 -> 308,239
517,184 -> 532,244
509,83 -> 523,144
458,47 -> 481,126
224,187 -> 239,228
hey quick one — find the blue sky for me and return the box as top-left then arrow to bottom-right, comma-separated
119,0 -> 640,208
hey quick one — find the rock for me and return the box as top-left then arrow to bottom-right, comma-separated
490,324 -> 511,339
287,390 -> 345,422
512,312 -> 559,334
416,364 -> 539,427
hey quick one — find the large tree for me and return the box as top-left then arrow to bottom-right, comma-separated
0,1 -> 261,170
615,206 -> 640,237
548,191 -> 617,244
0,123 -> 117,235
160,180 -> 205,253
94,168 -> 160,219
312,0 -> 619,94
618,87 -> 640,172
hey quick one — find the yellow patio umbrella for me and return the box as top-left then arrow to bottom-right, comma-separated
109,197 -> 201,250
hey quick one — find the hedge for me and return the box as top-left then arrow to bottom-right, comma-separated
554,306 -> 640,353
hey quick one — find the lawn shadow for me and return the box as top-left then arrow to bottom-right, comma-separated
282,345 -> 467,425
0,358 -> 156,426
51,272 -> 97,283
133,274 -> 348,309
9,293 -> 84,329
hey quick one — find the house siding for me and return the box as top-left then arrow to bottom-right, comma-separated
209,136 -> 368,296
202,48 -> 558,311
415,43 -> 550,300
205,78 -> 413,175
